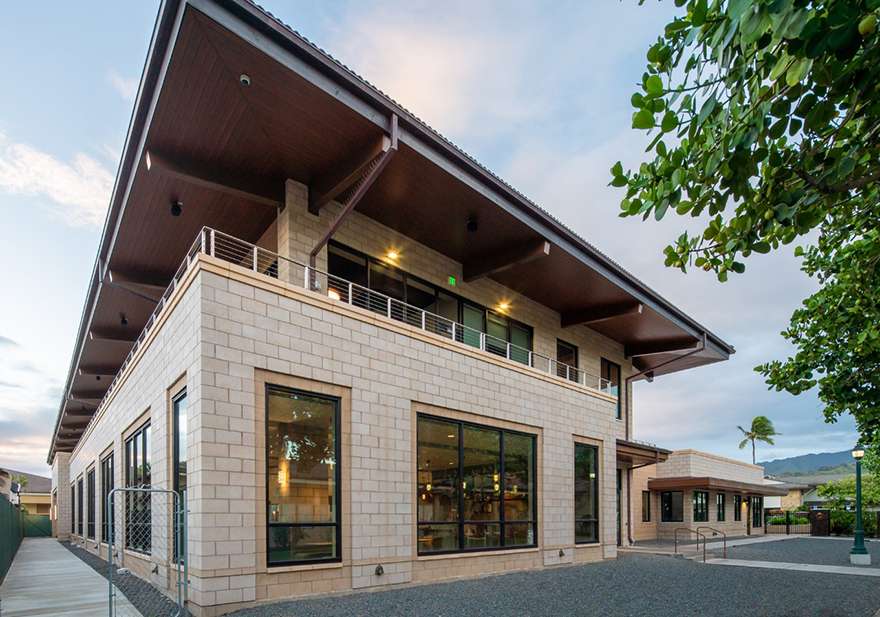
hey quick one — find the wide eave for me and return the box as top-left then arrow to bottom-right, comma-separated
48,0 -> 733,462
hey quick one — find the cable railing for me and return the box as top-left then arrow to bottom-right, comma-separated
206,228 -> 612,395
76,227 -> 615,443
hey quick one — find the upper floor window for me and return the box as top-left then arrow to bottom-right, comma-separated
601,359 -> 621,418
417,415 -> 537,554
557,340 -> 578,382
328,242 -> 533,362
267,386 -> 340,565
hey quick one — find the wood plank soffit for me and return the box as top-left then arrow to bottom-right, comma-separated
308,134 -> 393,215
463,240 -> 551,283
89,328 -> 139,343
562,301 -> 643,328
108,268 -> 173,290
625,337 -> 700,358
145,150 -> 283,207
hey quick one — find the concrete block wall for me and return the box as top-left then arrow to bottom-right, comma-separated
662,450 -> 763,484
51,453 -> 70,540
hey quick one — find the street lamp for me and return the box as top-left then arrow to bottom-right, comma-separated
850,444 -> 870,565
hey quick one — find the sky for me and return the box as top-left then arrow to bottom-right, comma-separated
0,1 -> 859,478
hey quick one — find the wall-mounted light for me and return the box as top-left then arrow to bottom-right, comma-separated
278,468 -> 287,485
498,303 -> 509,310
426,483 -> 432,491
171,201 -> 182,217
328,289 -> 341,301
388,251 -> 399,260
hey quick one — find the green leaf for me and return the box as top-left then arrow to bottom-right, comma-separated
611,161 -> 623,177
753,242 -> 772,254
655,201 -> 670,221
661,112 -> 679,133
633,109 -> 656,129
697,95 -> 717,125
631,93 -> 645,109
645,75 -> 664,95
728,0 -> 753,21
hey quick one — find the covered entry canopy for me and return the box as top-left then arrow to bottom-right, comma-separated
49,0 -> 733,462
617,440 -> 672,467
648,477 -> 788,497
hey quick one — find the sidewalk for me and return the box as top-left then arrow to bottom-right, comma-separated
0,537 -> 141,617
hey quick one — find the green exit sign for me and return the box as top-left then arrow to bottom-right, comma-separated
448,277 -> 456,286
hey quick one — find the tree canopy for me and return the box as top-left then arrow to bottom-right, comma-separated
611,0 -> 880,441
737,415 -> 781,464
819,473 -> 880,508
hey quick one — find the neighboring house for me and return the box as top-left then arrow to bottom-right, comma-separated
47,1 -> 733,615
764,474 -> 851,508
633,451 -> 786,541
0,468 -> 52,514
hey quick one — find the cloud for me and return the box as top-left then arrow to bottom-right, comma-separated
107,70 -> 138,102
0,335 -> 19,348
0,130 -> 112,228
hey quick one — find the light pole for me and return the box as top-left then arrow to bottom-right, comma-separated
850,444 -> 870,565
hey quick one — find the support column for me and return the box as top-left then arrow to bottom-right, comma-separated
51,453 -> 71,540
277,180 -> 331,285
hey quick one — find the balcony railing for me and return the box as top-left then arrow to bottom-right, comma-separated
84,227 -> 614,436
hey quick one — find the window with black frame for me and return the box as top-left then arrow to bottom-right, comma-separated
661,491 -> 683,522
717,493 -> 726,522
600,359 -> 621,418
693,491 -> 709,522
417,415 -> 536,554
173,388 -> 187,563
734,495 -> 742,521
574,444 -> 599,543
87,468 -> 96,540
266,386 -> 340,565
751,496 -> 763,527
557,340 -> 578,382
642,491 -> 651,522
70,484 -> 76,535
101,454 -> 113,543
125,422 -> 151,554
77,477 -> 83,536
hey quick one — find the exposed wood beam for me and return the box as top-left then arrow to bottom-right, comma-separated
78,366 -> 120,378
69,389 -> 108,401
309,136 -> 392,215
562,301 -> 643,328
67,398 -> 100,408
145,149 -> 283,207
108,268 -> 172,290
626,338 -> 700,358
89,328 -> 138,343
463,240 -> 551,283
103,277 -> 162,304
63,411 -> 94,420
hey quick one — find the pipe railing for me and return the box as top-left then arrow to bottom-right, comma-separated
75,227 -> 615,443
674,528 -> 707,563
695,526 -> 727,558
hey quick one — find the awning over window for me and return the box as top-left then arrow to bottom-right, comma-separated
647,476 -> 788,496
616,440 -> 671,467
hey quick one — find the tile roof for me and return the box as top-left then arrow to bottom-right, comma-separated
0,468 -> 52,494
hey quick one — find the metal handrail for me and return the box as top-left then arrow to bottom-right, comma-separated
674,528 -> 707,563
76,227 -> 616,445
695,526 -> 726,558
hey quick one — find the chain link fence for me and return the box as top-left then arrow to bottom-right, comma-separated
108,488 -> 187,617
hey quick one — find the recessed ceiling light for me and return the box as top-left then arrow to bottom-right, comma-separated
388,251 -> 398,260
240,74 -> 251,86
171,200 -> 182,217
499,303 -> 509,310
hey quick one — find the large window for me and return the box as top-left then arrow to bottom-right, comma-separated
751,496 -> 763,527
693,491 -> 709,522
77,477 -> 83,536
86,469 -> 96,540
266,386 -> 340,565
70,484 -> 76,535
717,493 -> 726,522
557,340 -> 578,381
574,444 -> 599,543
642,491 -> 651,522
661,491 -> 683,522
417,415 -> 536,554
101,454 -> 114,543
173,388 -> 187,562
600,359 -> 621,418
327,242 -> 533,363
734,495 -> 742,521
125,421 -> 151,553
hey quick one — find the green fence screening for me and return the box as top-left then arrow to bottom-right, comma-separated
23,514 -> 52,537
0,495 -> 24,582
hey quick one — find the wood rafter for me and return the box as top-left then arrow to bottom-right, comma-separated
78,365 -> 120,378
145,149 -> 283,207
108,268 -> 172,290
562,301 -> 643,328
463,240 -> 550,283
625,338 -> 700,358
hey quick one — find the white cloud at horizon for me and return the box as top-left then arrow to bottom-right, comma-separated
0,130 -> 112,228
108,69 -> 139,102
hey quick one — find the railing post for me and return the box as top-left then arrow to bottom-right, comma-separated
201,228 -> 206,254
480,332 -> 486,351
304,267 -> 309,290
210,229 -> 215,257
506,342 -> 511,360
452,323 -> 458,342
253,246 -> 259,272
528,351 -> 533,367
422,310 -> 426,331
348,282 -> 353,304
387,297 -> 392,319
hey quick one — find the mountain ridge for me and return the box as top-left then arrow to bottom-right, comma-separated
758,450 -> 853,475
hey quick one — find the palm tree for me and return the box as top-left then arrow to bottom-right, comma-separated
11,474 -> 28,490
737,416 -> 781,465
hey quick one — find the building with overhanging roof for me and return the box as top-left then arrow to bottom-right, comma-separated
48,1 -> 734,614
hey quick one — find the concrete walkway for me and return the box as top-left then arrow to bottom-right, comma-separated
0,537 -> 141,616
705,557 -> 880,577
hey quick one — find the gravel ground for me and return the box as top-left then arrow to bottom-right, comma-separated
221,553 -> 880,617
62,542 -> 191,616
710,536 -> 880,567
